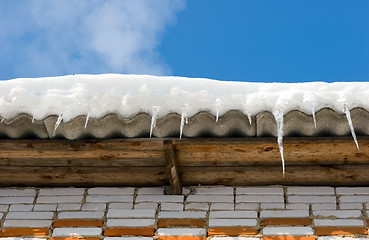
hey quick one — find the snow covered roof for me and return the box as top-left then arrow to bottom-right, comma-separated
0,74 -> 368,139
1,74 -> 368,176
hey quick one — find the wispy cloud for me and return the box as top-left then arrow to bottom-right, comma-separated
0,0 -> 185,79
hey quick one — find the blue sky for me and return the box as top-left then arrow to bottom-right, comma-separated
0,0 -> 368,82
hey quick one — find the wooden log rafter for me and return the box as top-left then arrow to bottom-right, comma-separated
163,140 -> 182,195
0,136 -> 367,190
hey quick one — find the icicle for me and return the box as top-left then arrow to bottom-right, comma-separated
273,109 -> 285,177
180,104 -> 189,139
32,116 -> 35,123
53,113 -> 63,136
84,112 -> 90,129
344,104 -> 359,150
180,113 -> 185,139
150,106 -> 160,138
311,105 -> 316,129
247,113 -> 252,125
214,97 -> 222,122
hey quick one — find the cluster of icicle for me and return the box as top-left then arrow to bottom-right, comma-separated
0,74 -> 367,175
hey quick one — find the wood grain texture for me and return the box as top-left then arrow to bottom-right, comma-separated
0,137 -> 367,186
164,140 -> 182,194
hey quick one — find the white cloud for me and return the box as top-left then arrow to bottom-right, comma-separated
0,0 -> 185,79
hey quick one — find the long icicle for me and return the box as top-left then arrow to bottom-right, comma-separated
344,104 -> 359,150
311,105 -> 316,129
273,109 -> 285,177
180,104 -> 189,139
180,113 -> 185,139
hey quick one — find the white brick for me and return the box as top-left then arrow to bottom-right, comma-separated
108,209 -> 156,218
314,210 -> 362,218
262,227 -> 313,236
157,228 -> 206,236
136,195 -> 183,203
0,197 -> 34,204
312,203 -> 336,210
52,227 -> 102,237
6,211 -> 54,219
88,187 -> 134,195
37,195 -> 83,203
158,211 -> 206,219
314,219 -> 364,226
285,204 -> 309,210
186,195 -> 233,203
235,203 -> 259,210
210,210 -> 257,218
237,195 -> 283,203
209,218 -> 257,227
134,202 -> 158,210
339,203 -> 363,210
109,203 -> 133,209
161,203 -> 183,211
185,203 -> 209,211
107,219 -> 155,227
0,204 -> 9,212
260,203 -> 284,209
39,188 -> 85,196
287,187 -> 334,195
3,219 -> 52,227
340,195 -> 369,203
9,204 -> 33,211
194,187 -> 233,195
82,203 -> 106,211
288,195 -> 336,203
237,187 -> 283,195
57,203 -> 81,211
210,203 -> 234,211
0,189 -> 36,197
58,211 -> 104,219
137,187 -> 165,195
336,187 -> 369,195
260,210 -> 309,218
86,195 -> 133,203
34,204 -> 57,211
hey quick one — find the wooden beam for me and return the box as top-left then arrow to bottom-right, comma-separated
0,136 -> 367,186
164,140 -> 182,194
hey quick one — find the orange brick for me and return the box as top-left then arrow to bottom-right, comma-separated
104,227 -> 155,236
261,218 -> 311,226
158,237 -> 206,240
208,227 -> 259,236
264,237 -> 315,240
158,219 -> 207,228
315,226 -> 368,236
53,220 -> 103,227
51,238 -> 100,240
0,228 -> 49,237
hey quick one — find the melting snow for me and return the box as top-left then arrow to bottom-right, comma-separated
0,74 -> 367,174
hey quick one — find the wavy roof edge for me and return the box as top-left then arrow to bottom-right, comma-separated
0,107 -> 368,140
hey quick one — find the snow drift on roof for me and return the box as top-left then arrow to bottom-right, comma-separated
0,74 -> 368,122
